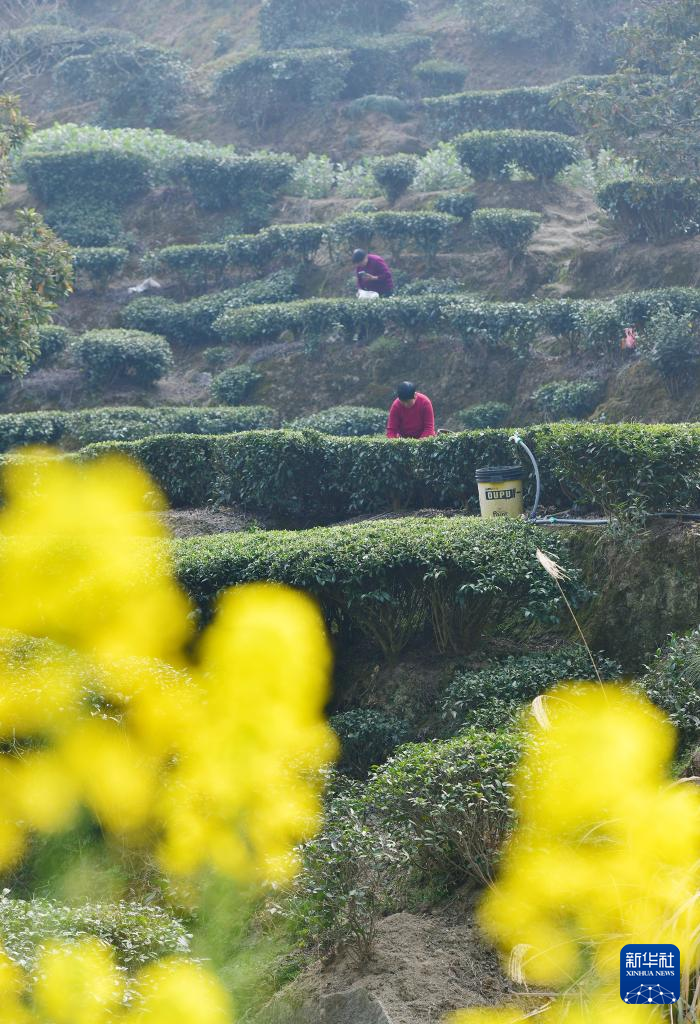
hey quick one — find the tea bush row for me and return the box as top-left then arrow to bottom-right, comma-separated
169,517 -> 574,658
423,78 -> 607,138
288,406 -> 387,435
122,270 -> 300,343
0,406 -> 278,453
454,130 -> 581,180
72,329 -> 173,386
212,287 -> 700,355
596,179 -> 700,242
81,422 -> 700,523
72,246 -> 129,288
259,0 -> 412,48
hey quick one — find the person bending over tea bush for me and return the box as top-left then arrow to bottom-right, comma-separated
352,248 -> 394,297
386,381 -> 435,438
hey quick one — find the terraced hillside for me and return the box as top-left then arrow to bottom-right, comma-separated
1,1 -> 700,1022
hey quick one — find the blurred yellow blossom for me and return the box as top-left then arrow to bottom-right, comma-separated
0,450 -> 337,880
33,939 -> 123,1024
449,685 -> 700,1024
127,958 -> 232,1024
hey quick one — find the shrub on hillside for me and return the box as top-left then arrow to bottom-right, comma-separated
122,270 -> 300,344
637,628 -> 700,748
454,130 -> 580,180
414,59 -> 466,96
35,325 -> 73,368
440,645 -> 621,733
171,152 -> 296,211
434,191 -> 478,222
638,308 -> 700,386
412,142 -> 472,192
596,179 -> 700,242
214,48 -> 352,127
154,243 -> 229,291
343,36 -> 432,99
456,402 -> 509,429
471,208 -> 542,256
288,154 -> 336,198
371,155 -> 418,203
344,94 -> 411,121
531,379 -> 602,420
226,223 -> 327,269
259,0 -> 413,48
331,210 -> 459,256
54,42 -> 190,127
43,200 -> 124,247
424,82 -> 587,138
330,709 -> 411,777
72,247 -> 128,288
22,148 -> 152,206
211,365 -> 262,405
289,406 -> 387,435
72,329 -> 173,387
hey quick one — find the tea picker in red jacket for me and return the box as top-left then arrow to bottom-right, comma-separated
353,249 -> 394,297
386,382 -> 436,438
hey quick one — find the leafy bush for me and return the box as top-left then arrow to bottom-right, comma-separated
371,155 -> 418,203
171,152 -> 296,211
154,243 -> 228,290
331,210 -> 459,255
214,48 -> 353,127
289,406 -> 387,435
558,147 -> 640,191
434,191 -> 478,222
424,81 -> 588,138
335,159 -> 383,197
211,365 -> 262,405
440,645 -> 621,733
471,208 -> 542,255
331,710 -> 411,777
456,402 -> 509,429
637,628 -> 700,748
532,379 -> 601,420
343,36 -> 432,98
22,148 -> 152,206
85,422 -> 700,522
54,42 -> 190,127
122,270 -> 300,344
638,308 -> 700,384
344,94 -> 411,121
35,325 -> 73,368
411,142 -> 472,192
596,179 -> 700,242
454,130 -> 581,180
414,59 -> 466,96
226,223 -> 327,269
0,896 -> 189,975
72,329 -> 173,387
289,154 -> 336,198
43,200 -> 124,247
72,246 -> 128,288
259,0 -> 413,48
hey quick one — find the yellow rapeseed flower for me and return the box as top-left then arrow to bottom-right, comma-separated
450,685 -> 700,1024
33,939 -> 123,1024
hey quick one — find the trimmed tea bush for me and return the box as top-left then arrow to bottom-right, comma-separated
638,628 -> 700,748
54,42 -> 190,127
0,406 -> 278,453
72,247 -> 128,288
424,82 -> 588,138
434,191 -> 478,222
22,148 -> 152,206
259,0 -> 413,48
35,325 -> 73,368
172,152 -> 296,211
414,59 -> 465,96
331,710 -> 411,777
638,308 -> 700,384
345,94 -> 411,121
371,155 -> 418,203
454,130 -> 581,180
226,223 -> 327,269
289,406 -> 387,435
531,379 -> 602,420
211,365 -> 261,405
154,243 -> 228,290
471,208 -> 542,256
440,645 -> 621,733
82,422 -> 700,520
331,210 -> 459,255
43,200 -> 124,247
72,329 -> 173,387
343,36 -> 432,98
456,402 -> 508,429
596,179 -> 700,242
122,270 -> 300,344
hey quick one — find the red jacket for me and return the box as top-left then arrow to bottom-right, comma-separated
386,393 -> 436,438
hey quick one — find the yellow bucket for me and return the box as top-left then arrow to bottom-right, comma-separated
476,465 -> 524,519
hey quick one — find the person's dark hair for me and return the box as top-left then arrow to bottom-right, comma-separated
397,381 -> 416,401
352,249 -> 367,264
